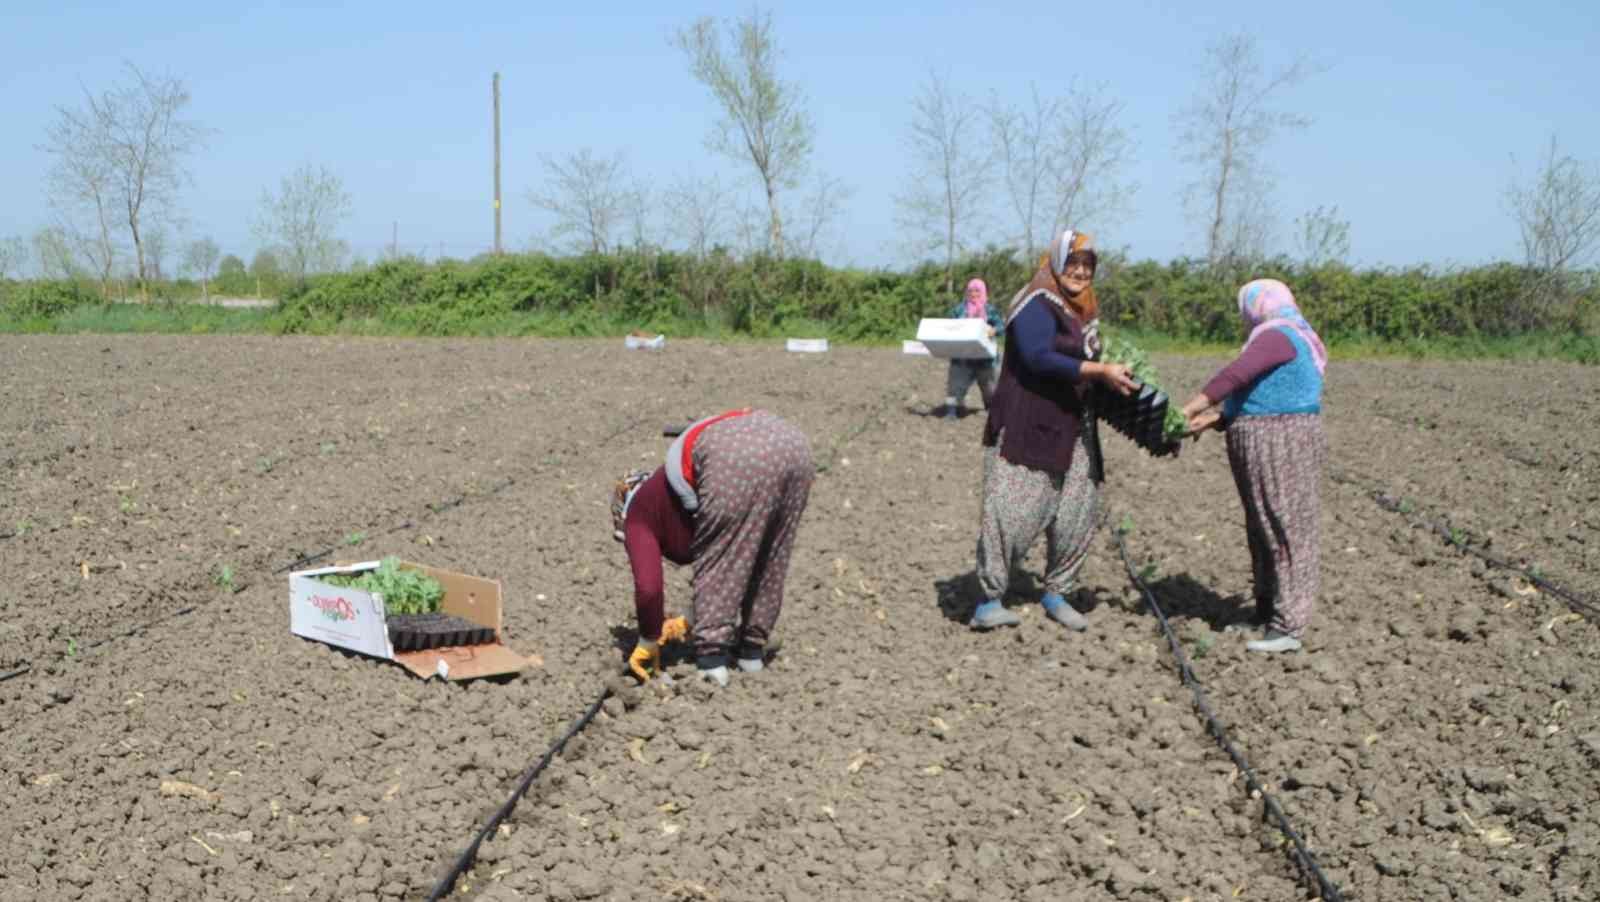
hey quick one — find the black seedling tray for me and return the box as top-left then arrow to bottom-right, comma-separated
1095,383 -> 1181,458
386,613 -> 496,652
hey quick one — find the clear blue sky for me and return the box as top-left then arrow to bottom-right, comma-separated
2,0 -> 1596,272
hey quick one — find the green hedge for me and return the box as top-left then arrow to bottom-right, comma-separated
6,252 -> 1596,352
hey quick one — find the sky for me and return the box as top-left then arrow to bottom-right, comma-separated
2,0 -> 1597,273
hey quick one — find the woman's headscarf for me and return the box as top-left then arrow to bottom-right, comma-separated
1238,279 -> 1327,375
1007,229 -> 1099,324
963,278 -> 989,319
610,469 -> 651,541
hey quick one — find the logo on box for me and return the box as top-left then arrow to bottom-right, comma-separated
311,595 -> 357,623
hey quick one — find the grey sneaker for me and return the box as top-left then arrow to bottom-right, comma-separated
968,602 -> 1021,630
1247,631 -> 1303,653
1044,601 -> 1089,631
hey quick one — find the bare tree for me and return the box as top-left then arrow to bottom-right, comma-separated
144,224 -> 170,282
41,119 -> 120,294
1507,135 -> 1600,273
253,163 -> 353,282
666,172 -> 730,259
673,9 -> 814,258
790,174 -> 852,262
894,71 -> 991,292
1051,83 -> 1137,239
1294,205 -> 1351,267
1177,32 -> 1317,269
528,148 -> 634,256
42,63 -> 206,294
988,85 -> 1062,259
31,227 -> 83,281
183,237 -> 221,299
0,236 -> 27,281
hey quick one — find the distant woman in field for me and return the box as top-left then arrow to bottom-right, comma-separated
940,278 -> 1004,419
968,229 -> 1138,633
611,409 -> 814,686
1180,278 -> 1327,653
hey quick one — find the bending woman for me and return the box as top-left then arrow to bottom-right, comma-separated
969,229 -> 1137,632
612,409 -> 814,686
1181,279 -> 1327,654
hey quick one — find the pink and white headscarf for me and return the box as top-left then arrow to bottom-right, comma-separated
963,278 -> 988,319
1238,279 -> 1327,376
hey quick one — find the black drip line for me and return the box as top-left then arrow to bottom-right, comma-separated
1112,520 -> 1347,902
425,687 -> 612,901
1327,467 -> 1599,621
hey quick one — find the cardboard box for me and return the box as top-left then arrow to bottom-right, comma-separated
785,338 -> 829,353
916,318 -> 996,360
901,340 -> 931,356
624,333 -> 665,350
289,559 -> 533,680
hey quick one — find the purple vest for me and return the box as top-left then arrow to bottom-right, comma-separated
982,293 -> 1095,475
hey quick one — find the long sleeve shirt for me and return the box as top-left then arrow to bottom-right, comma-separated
1201,329 -> 1297,403
1011,299 -> 1084,382
621,467 -> 694,641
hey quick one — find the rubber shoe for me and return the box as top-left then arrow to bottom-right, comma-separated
969,600 -> 1020,630
1042,594 -> 1088,632
698,665 -> 731,687
736,657 -> 764,674
1247,631 -> 1303,654
943,407 -> 960,421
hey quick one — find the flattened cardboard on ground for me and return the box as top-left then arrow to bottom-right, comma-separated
785,338 -> 829,353
288,559 -> 532,680
915,318 -> 996,360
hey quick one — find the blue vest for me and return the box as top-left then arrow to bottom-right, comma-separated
1223,326 -> 1323,419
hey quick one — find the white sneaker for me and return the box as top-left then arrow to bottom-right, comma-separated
1247,631 -> 1303,653
736,657 -> 764,673
698,665 -> 730,687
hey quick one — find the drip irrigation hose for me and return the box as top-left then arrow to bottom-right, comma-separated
1112,521 -> 1346,902
0,665 -> 30,683
426,686 -> 612,902
1328,468 -> 1599,621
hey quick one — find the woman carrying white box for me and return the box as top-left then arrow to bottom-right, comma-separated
941,278 -> 1004,419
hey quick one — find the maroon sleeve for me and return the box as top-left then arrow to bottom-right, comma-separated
623,497 -> 667,642
1201,329 -> 1297,403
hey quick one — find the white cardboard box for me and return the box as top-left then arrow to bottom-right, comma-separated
624,333 -> 666,350
785,338 -> 829,353
916,318 -> 996,360
289,559 -> 533,680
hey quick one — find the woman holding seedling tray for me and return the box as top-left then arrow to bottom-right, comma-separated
1181,278 -> 1328,654
611,409 -> 814,687
968,228 -> 1139,633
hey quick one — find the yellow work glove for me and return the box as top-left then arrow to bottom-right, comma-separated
628,639 -> 660,682
660,616 -> 689,644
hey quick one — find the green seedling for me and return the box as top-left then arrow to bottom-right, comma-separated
14,520 -> 33,537
1117,514 -> 1136,536
256,456 -> 276,474
1397,499 -> 1415,515
119,495 -> 136,513
319,442 -> 337,456
319,556 -> 444,616
1448,527 -> 1466,547
1528,564 -> 1545,582
344,531 -> 366,547
66,637 -> 78,658
1191,633 -> 1215,659
1100,336 -> 1190,441
1138,562 -> 1159,583
214,564 -> 236,592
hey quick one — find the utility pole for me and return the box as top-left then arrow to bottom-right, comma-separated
493,72 -> 503,255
